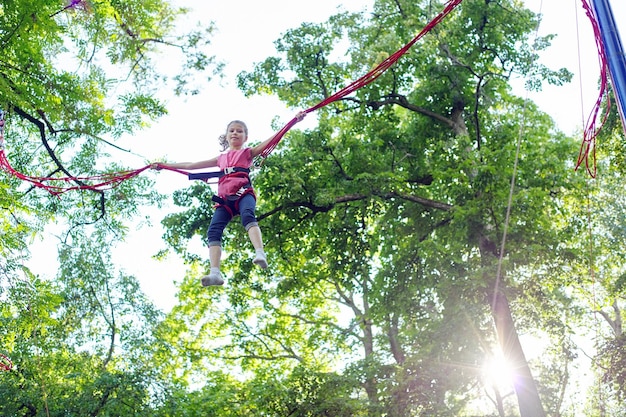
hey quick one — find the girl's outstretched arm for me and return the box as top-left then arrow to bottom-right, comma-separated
250,111 -> 306,158
152,156 -> 218,171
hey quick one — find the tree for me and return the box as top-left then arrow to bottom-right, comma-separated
162,0 -> 587,415
0,0 -> 218,415
571,101 -> 626,416
238,0 -> 581,414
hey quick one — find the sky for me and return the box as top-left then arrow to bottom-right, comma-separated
524,0 -> 626,134
27,0 -> 626,312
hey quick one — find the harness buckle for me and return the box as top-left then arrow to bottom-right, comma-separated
223,167 -> 236,175
211,195 -> 226,205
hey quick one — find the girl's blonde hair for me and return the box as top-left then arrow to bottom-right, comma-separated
218,120 -> 248,151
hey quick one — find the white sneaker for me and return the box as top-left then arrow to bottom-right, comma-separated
253,251 -> 268,269
201,271 -> 224,287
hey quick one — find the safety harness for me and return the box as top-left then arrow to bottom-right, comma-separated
188,167 -> 254,215
187,166 -> 250,181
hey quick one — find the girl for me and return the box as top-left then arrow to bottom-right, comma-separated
153,112 -> 305,286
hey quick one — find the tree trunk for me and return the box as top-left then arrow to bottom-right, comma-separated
491,284 -> 546,417
362,287 -> 379,415
362,318 -> 379,415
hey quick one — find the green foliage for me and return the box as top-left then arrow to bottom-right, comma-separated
0,0 -> 216,415
2,0 -> 624,416
214,0 -> 604,415
598,335 -> 626,402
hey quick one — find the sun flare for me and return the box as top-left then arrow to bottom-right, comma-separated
482,352 -> 515,394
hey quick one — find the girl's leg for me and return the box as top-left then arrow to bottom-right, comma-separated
247,225 -> 263,251
202,206 -> 232,286
209,245 -> 222,269
239,194 -> 268,269
248,226 -> 267,269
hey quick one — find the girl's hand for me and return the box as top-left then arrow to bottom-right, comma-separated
150,162 -> 163,170
296,111 -> 306,122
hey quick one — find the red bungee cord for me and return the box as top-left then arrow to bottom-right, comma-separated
0,109 -> 155,195
259,0 -> 464,160
0,0 -> 464,194
575,0 -> 612,178
0,152 -> 153,195
0,353 -> 12,371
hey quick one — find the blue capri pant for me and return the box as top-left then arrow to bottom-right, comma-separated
207,193 -> 258,247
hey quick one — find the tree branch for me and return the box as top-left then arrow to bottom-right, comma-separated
12,106 -> 107,220
259,190 -> 452,222
348,93 -> 469,136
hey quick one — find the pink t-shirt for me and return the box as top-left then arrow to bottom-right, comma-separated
217,148 -> 253,198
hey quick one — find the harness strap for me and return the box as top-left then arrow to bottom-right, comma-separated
211,184 -> 253,205
188,167 -> 250,181
211,186 -> 256,216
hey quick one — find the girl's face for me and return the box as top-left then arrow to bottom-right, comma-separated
226,122 -> 248,149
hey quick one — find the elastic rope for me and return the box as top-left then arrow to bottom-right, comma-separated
575,0 -> 613,178
492,0 -> 544,311
259,0 -> 464,159
0,150 -> 153,195
576,0 -> 598,294
577,1 -> 603,406
0,353 -> 12,371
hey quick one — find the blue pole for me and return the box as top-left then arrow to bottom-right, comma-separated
591,0 -> 626,132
